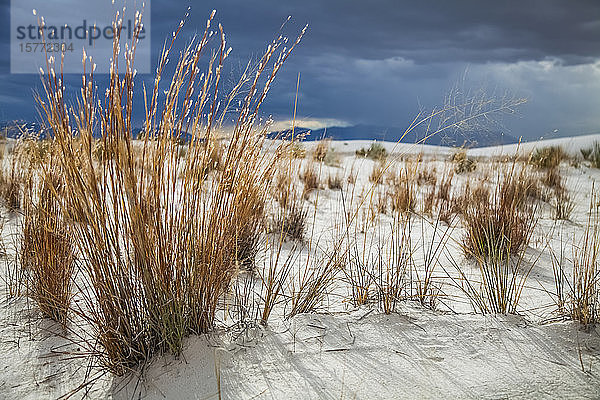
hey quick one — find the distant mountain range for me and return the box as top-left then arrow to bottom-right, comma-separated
1,120 -> 518,148
270,124 -> 519,148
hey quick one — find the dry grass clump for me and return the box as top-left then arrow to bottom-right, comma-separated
258,240 -> 299,325
552,187 -> 575,221
0,157 -> 22,210
530,146 -> 567,169
376,218 -> 412,314
413,217 -> 452,310
387,168 -> 415,214
271,192 -> 307,241
356,142 -> 388,161
233,177 -> 266,270
570,203 -> 600,325
416,165 -> 437,185
327,172 -> 343,190
345,212 -> 449,313
37,11 -> 306,374
451,164 -> 539,314
431,170 -> 455,224
552,195 -> 600,325
422,185 -> 436,215
288,242 -> 343,318
580,142 -> 600,168
462,166 -> 537,258
15,138 -> 53,168
538,165 -> 575,220
369,161 -> 386,184
312,139 -> 331,162
323,147 -> 341,167
542,165 -> 562,189
451,149 -> 476,174
198,140 -> 223,177
300,162 -> 321,198
289,142 -> 306,158
274,168 -> 293,207
310,139 -> 340,166
21,168 -> 73,324
580,141 -> 600,167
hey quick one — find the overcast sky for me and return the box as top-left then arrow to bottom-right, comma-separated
1,0 -> 600,140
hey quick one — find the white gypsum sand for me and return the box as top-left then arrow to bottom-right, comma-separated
1,136 -> 599,399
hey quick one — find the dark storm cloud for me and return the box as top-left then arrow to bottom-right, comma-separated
0,0 -> 599,138
160,0 -> 600,65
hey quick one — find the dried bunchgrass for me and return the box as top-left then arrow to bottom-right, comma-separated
300,162 -> 321,198
451,149 -> 476,174
462,165 -> 536,258
37,10 -> 306,374
530,146 -> 566,169
312,139 -> 331,162
450,163 -> 539,314
570,194 -> 599,325
327,172 -> 343,190
0,155 -> 22,210
21,165 -> 73,324
271,191 -> 307,241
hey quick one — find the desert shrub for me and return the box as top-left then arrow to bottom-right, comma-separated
451,149 -> 476,174
530,146 -> 566,169
356,142 -> 387,161
37,11 -> 306,374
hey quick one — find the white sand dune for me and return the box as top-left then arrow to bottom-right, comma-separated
303,133 -> 600,158
1,135 -> 600,399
